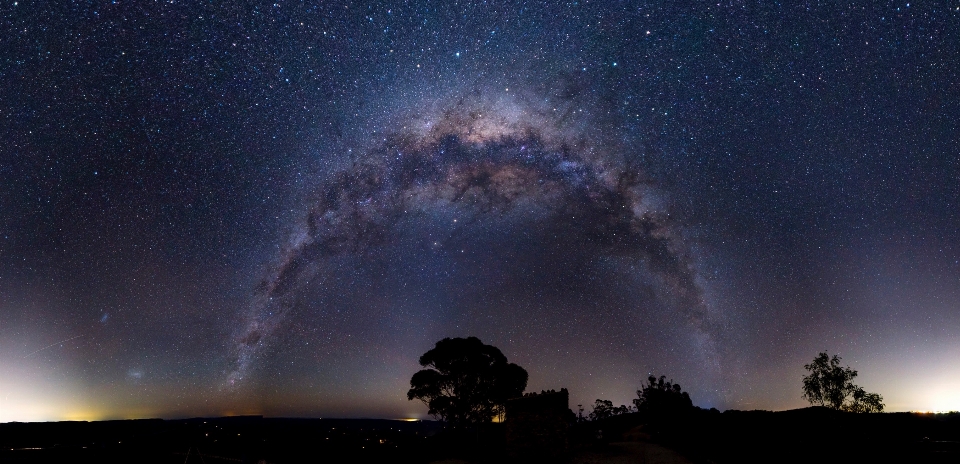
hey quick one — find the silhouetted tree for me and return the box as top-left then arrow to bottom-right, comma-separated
407,337 -> 528,425
801,351 -> 884,412
633,375 -> 693,414
587,399 -> 633,421
846,386 -> 885,413
802,351 -> 854,409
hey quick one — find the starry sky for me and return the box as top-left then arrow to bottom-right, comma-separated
2,1 -> 959,422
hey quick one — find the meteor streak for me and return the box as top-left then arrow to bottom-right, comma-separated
23,335 -> 84,359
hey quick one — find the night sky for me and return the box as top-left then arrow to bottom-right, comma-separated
2,1 -> 959,422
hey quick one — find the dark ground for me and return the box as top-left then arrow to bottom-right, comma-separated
0,416 -> 443,463
1,409 -> 959,463
585,407 -> 960,464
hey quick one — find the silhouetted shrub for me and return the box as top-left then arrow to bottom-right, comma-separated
633,375 -> 693,415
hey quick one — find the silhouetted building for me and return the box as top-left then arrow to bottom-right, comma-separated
504,388 -> 573,460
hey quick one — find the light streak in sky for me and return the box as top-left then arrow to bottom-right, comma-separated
22,335 -> 84,359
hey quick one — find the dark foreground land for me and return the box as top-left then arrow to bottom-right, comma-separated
1,409 -> 959,463
0,416 -> 443,463
592,407 -> 960,464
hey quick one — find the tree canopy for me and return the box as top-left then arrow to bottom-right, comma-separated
407,336 -> 528,425
633,375 -> 693,414
801,351 -> 884,413
587,399 -> 633,421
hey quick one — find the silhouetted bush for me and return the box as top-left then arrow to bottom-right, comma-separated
633,375 -> 693,416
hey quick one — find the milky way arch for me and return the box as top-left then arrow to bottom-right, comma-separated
226,93 -> 709,387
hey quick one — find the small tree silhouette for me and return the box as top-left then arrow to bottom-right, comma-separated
633,375 -> 693,414
801,351 -> 884,413
587,399 -> 633,421
846,386 -> 885,413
